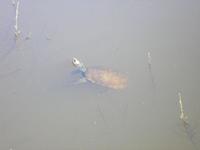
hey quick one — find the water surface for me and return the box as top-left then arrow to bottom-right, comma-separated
0,0 -> 200,150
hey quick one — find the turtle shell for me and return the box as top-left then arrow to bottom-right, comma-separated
84,67 -> 127,90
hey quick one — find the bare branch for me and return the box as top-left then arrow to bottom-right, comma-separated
178,92 -> 188,124
13,0 -> 21,39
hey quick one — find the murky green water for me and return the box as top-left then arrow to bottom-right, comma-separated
0,0 -> 200,150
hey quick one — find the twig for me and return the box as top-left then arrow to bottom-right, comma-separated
178,92 -> 199,149
178,92 -> 188,124
147,51 -> 156,91
13,0 -> 21,39
147,51 -> 152,67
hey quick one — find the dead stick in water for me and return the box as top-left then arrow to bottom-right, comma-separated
178,92 -> 188,124
147,51 -> 156,91
13,0 -> 21,39
177,92 -> 198,149
147,51 -> 152,69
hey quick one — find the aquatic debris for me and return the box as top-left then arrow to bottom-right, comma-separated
177,92 -> 199,149
12,0 -> 21,39
178,92 -> 188,124
147,51 -> 152,68
146,51 -> 156,92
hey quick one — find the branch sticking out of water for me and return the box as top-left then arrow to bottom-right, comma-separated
147,51 -> 152,67
147,51 -> 153,74
178,92 -> 188,124
12,0 -> 21,39
146,51 -> 156,92
178,92 -> 199,150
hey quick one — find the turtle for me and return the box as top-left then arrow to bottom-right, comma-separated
72,57 -> 127,90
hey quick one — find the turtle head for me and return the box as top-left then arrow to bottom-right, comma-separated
72,57 -> 86,72
72,57 -> 81,67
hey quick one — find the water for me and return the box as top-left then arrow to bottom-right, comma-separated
0,0 -> 200,150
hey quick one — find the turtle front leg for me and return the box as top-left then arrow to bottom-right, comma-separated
73,77 -> 87,85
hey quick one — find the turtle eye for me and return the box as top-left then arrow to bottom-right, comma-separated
72,58 -> 79,66
72,58 -> 76,64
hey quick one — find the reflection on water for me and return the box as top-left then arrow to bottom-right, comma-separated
0,0 -> 200,150
181,121 -> 199,150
